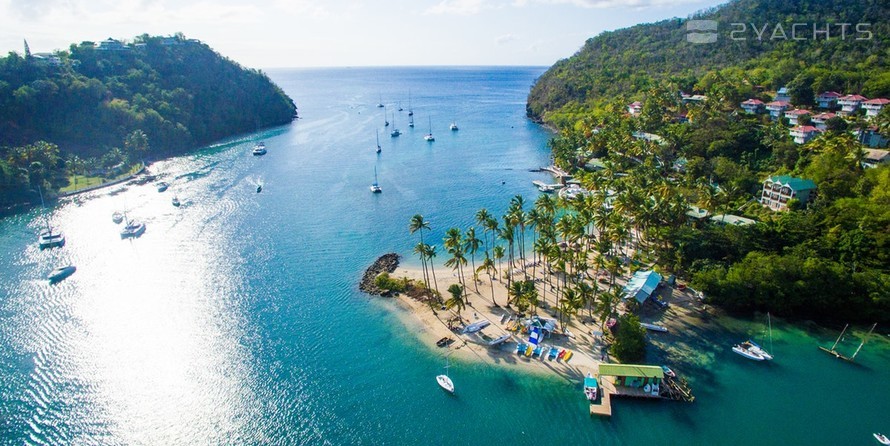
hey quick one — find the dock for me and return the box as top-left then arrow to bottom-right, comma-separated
589,366 -> 694,417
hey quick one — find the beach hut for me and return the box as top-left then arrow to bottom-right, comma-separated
622,270 -> 662,304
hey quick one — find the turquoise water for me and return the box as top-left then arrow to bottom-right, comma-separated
1,67 -> 888,445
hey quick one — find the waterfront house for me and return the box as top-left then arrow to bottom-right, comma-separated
765,101 -> 791,120
863,98 -> 890,119
95,38 -> 129,51
761,175 -> 817,211
740,99 -> 765,114
838,94 -> 867,115
598,364 -> 664,393
627,101 -> 642,116
784,109 -> 811,126
816,91 -> 842,109
862,149 -> 890,168
622,270 -> 661,304
789,125 -> 820,144
811,112 -> 836,131
774,87 -> 791,103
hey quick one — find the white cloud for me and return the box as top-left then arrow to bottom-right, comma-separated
424,0 -> 489,15
496,34 -> 518,45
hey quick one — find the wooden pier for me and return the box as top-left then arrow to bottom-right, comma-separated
589,372 -> 694,417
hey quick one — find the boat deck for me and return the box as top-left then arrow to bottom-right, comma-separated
589,376 -> 665,417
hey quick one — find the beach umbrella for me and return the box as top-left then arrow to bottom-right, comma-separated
528,327 -> 541,345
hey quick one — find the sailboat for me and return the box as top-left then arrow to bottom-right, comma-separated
733,313 -> 773,361
383,106 -> 389,127
37,186 -> 65,249
820,323 -> 877,362
398,101 -> 403,112
450,121 -> 459,131
436,356 -> 454,394
408,114 -> 415,128
370,166 -> 382,193
119,212 -> 146,239
407,90 -> 414,117
375,130 -> 381,154
390,113 -> 400,137
376,94 -> 384,108
747,313 -> 774,360
424,116 -> 435,142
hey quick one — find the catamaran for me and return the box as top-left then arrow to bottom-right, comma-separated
370,166 -> 382,193
450,121 -> 459,131
390,113 -> 400,137
36,186 -> 64,249
424,116 -> 435,142
48,265 -> 76,283
252,142 -> 267,156
120,214 -> 146,239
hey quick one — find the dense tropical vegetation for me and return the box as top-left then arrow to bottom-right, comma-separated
519,0 -> 889,324
0,33 -> 297,206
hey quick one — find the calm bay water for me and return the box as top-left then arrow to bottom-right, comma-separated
1,67 -> 888,445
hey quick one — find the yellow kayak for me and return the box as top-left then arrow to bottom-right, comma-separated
563,350 -> 573,362
525,345 -> 534,357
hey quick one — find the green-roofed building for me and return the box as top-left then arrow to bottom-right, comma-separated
598,364 -> 664,389
760,175 -> 817,211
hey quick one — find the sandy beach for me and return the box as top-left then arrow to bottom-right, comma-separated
375,258 -> 712,384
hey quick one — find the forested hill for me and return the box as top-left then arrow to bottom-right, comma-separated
527,0 -> 890,124
0,34 -> 297,157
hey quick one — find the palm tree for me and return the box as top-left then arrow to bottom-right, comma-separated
484,216 -> 500,255
596,290 -> 618,333
497,223 -> 515,287
492,245 -> 505,281
560,286 -> 583,329
444,228 -> 468,302
445,283 -> 466,318
477,254 -> 498,306
464,227 -> 482,293
413,242 -> 430,290
475,208 -> 493,253
409,215 -> 432,289
423,244 -> 441,297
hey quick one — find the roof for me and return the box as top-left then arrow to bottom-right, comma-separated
864,98 -> 890,105
629,101 -> 642,107
710,214 -> 756,226
839,94 -> 867,101
766,101 -> 790,107
812,113 -> 836,120
599,364 -> 665,379
777,87 -> 789,94
623,270 -> 661,303
741,99 -> 764,105
863,149 -> 890,162
818,91 -> 842,98
686,205 -> 709,219
767,175 -> 817,191
790,125 -> 819,133
785,109 -> 811,116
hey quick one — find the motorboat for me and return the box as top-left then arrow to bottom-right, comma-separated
257,185 -> 263,193
661,365 -> 676,378
120,219 -> 146,239
640,322 -> 668,333
252,142 -> 267,156
171,196 -> 180,207
874,433 -> 890,445
487,334 -> 510,346
584,373 -> 598,402
112,212 -> 124,224
156,182 -> 169,192
38,230 -> 65,249
436,337 -> 454,348
461,320 -> 490,334
732,341 -> 766,361
47,265 -> 76,283
450,122 -> 459,131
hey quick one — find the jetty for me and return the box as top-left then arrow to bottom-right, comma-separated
589,364 -> 694,417
532,180 -> 564,193
819,323 -> 877,362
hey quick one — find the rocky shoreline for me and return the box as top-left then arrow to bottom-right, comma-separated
359,253 -> 400,295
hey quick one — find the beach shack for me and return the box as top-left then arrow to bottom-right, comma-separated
522,315 -> 558,337
622,270 -> 662,304
598,364 -> 664,396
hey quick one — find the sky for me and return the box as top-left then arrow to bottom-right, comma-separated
1,0 -> 727,69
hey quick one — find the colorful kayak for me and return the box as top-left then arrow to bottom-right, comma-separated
548,346 -> 559,360
525,345 -> 534,357
516,343 -> 527,354
557,349 -> 566,360
564,350 -> 574,362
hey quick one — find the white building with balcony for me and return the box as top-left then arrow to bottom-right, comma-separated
760,175 -> 817,211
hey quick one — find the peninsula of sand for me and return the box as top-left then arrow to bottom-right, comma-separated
362,254 -> 711,384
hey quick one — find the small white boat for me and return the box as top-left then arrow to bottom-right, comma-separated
252,142 -> 267,156
390,113 -> 400,137
436,374 -> 454,394
661,365 -> 676,378
584,373 -> 598,401
424,116 -> 435,141
640,322 -> 668,333
732,342 -> 765,361
120,219 -> 146,239
171,196 -> 181,207
112,212 -> 124,224
461,320 -> 490,334
488,334 -> 510,346
48,265 -> 76,283
874,433 -> 890,445
156,182 -> 169,192
370,166 -> 382,193
450,122 -> 459,131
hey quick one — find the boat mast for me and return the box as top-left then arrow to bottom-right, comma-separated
849,323 -> 877,360
829,324 -> 849,351
768,312 -> 773,354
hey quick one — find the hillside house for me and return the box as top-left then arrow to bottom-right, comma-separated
863,98 -> 890,119
740,99 -> 765,114
789,125 -> 820,144
784,109 -> 811,126
816,91 -> 842,109
838,94 -> 867,115
765,101 -> 791,120
761,175 -> 817,211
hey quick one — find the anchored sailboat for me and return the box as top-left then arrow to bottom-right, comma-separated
375,130 -> 381,154
390,113 -> 400,137
436,355 -> 454,394
37,186 -> 64,249
370,166 -> 382,193
819,323 -> 877,362
424,116 -> 435,142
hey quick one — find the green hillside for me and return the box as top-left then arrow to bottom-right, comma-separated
527,0 -> 890,124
